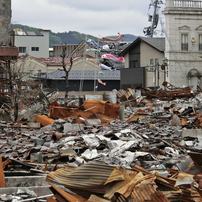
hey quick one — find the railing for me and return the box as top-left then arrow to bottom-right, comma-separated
199,44 -> 202,51
181,43 -> 188,51
174,0 -> 202,8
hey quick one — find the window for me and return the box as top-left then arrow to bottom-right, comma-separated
199,34 -> 202,51
181,34 -> 188,51
31,47 -> 39,51
19,47 -> 26,53
130,60 -> 138,68
155,58 -> 159,69
150,59 -> 153,66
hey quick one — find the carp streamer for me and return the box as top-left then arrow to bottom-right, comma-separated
98,79 -> 106,85
103,32 -> 123,42
99,63 -> 116,72
101,54 -> 125,62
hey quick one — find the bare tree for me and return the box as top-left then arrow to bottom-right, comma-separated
59,43 -> 73,100
0,56 -> 43,121
0,56 -> 23,121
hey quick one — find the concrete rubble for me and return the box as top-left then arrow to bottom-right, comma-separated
1,85 -> 202,201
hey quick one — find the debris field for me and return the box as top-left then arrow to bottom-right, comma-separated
1,84 -> 202,201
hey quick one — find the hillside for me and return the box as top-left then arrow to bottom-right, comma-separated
11,24 -> 137,47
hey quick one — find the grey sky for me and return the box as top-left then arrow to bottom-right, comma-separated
11,0 -> 165,37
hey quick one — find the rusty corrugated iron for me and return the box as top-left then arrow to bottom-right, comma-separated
50,183 -> 87,202
133,165 -> 178,190
148,190 -> 170,202
104,167 -> 138,199
130,177 -> 157,202
46,163 -> 116,195
87,195 -> 110,202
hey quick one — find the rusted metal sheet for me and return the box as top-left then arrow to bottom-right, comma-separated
0,156 -> 5,188
49,106 -> 114,124
175,172 -> 194,187
87,195 -> 110,202
133,165 -> 178,190
46,163 -> 115,195
189,152 -> 202,173
81,100 -> 107,114
130,177 -> 157,202
2,158 -> 11,169
104,167 -> 137,199
149,190 -> 170,202
50,183 -> 87,202
81,100 -> 120,119
143,86 -> 192,100
35,115 -> 54,126
162,190 -> 182,201
46,197 -> 58,202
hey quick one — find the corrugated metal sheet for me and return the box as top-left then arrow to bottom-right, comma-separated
130,177 -> 156,202
46,163 -> 115,194
87,194 -> 110,202
50,183 -> 87,202
133,165 -> 178,191
104,167 -> 137,199
162,190 -> 182,201
149,190 -> 170,202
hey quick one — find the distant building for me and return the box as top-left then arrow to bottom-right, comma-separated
13,29 -> 50,58
163,0 -> 202,89
119,37 -> 165,89
53,45 -> 78,57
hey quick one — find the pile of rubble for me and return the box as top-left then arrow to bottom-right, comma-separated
1,85 -> 202,201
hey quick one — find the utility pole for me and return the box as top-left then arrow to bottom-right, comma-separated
143,0 -> 162,37
151,0 -> 158,37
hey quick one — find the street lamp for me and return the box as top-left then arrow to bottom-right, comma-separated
161,58 -> 168,89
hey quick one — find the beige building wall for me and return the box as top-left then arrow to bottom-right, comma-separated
14,56 -> 47,79
163,0 -> 202,89
140,42 -> 165,88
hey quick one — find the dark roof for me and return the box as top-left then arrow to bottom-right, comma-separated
41,69 -> 120,80
119,37 -> 165,56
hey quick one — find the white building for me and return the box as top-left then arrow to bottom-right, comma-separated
14,29 -> 50,58
163,0 -> 202,89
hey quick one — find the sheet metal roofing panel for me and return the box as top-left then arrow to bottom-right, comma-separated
149,191 -> 170,202
130,177 -> 157,202
104,167 -> 137,199
50,183 -> 87,202
87,194 -> 110,202
46,163 -> 116,194
44,70 -> 120,80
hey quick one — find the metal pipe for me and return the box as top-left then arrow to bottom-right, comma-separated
19,194 -> 54,202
